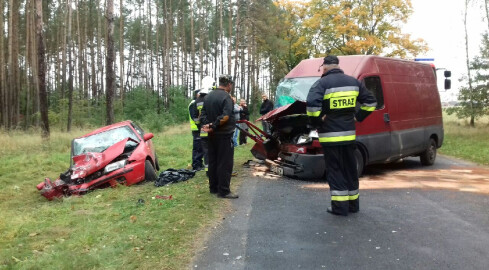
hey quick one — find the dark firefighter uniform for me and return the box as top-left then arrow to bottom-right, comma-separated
306,55 -> 377,216
189,95 -> 204,171
200,79 -> 236,197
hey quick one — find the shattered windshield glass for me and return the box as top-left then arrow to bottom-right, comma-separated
72,126 -> 140,156
275,77 -> 319,107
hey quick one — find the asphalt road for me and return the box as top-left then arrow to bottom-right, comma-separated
192,155 -> 489,270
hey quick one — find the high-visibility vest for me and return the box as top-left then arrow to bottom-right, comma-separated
188,100 -> 198,131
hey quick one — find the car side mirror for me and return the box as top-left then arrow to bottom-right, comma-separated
445,79 -> 451,90
143,133 -> 154,141
444,70 -> 451,78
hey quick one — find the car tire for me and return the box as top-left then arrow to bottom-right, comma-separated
145,160 -> 157,181
354,148 -> 364,178
420,138 -> 437,166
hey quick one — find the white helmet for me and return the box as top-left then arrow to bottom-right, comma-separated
200,76 -> 215,94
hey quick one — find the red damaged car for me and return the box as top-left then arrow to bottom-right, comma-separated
37,120 -> 159,200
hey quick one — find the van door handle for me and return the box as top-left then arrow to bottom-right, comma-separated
383,113 -> 390,123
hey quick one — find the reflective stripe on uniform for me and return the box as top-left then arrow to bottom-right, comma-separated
324,90 -> 359,100
331,190 -> 349,196
349,194 -> 359,200
200,132 -> 208,137
348,189 -> 359,195
318,130 -> 356,143
331,195 -> 349,201
349,189 -> 359,200
360,102 -> 377,112
331,190 -> 349,201
323,86 -> 359,100
306,106 -> 322,117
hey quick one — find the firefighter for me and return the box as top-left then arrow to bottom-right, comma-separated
306,55 -> 376,216
200,74 -> 238,199
198,76 -> 215,175
189,90 -> 204,171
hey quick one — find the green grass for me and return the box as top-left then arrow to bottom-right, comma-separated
0,124 -> 253,269
440,113 -> 489,165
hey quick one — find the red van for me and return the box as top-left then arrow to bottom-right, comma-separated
247,55 -> 451,179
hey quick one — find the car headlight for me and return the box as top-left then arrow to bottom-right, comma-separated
104,160 -> 127,174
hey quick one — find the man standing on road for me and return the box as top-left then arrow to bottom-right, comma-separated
306,55 -> 376,216
201,75 -> 239,199
259,94 -> 274,134
188,90 -> 204,171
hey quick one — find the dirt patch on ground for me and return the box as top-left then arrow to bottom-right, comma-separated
302,166 -> 489,195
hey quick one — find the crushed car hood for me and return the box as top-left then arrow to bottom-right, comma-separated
71,138 -> 129,179
257,101 -> 306,123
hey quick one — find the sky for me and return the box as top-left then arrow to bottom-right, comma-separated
404,0 -> 487,102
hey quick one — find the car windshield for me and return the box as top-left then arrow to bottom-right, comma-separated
275,77 -> 320,107
72,126 -> 140,156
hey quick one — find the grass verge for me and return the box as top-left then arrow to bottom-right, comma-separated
440,113 -> 489,166
0,124 -> 253,269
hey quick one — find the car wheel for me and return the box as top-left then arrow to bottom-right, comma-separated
420,138 -> 437,166
354,148 -> 364,178
145,160 -> 157,181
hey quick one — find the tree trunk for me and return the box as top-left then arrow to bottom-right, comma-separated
199,1 -> 204,80
164,0 -> 171,107
219,0 -> 223,74
67,0 -> 74,132
464,0 -> 475,127
83,5 -> 89,99
190,0 -> 196,91
228,0 -> 232,76
36,0 -> 50,138
25,0 -> 33,129
485,0 -> 489,31
8,0 -> 20,128
156,3 -> 161,113
30,0 -> 40,127
106,0 -> 115,125
97,1 -> 104,101
119,0 -> 124,102
0,0 -> 6,127
76,0 -> 84,98
214,2 -> 218,77
233,0 -> 241,83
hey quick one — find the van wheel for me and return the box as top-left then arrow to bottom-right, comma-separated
420,138 -> 437,166
145,160 -> 157,181
354,148 -> 364,178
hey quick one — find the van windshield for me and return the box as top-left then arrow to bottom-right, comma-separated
275,77 -> 319,107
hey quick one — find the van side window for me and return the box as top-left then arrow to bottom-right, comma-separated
363,76 -> 384,109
